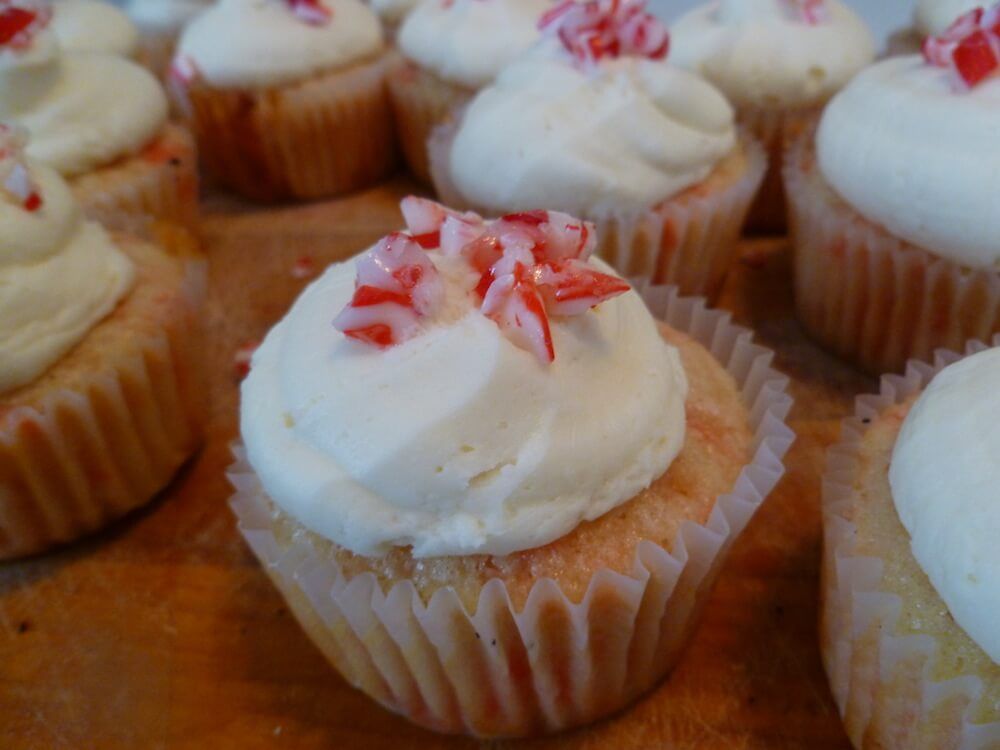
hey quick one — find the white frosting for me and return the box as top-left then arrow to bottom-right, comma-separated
0,34 -> 168,177
177,0 -> 383,89
370,0 -> 417,25
817,56 -> 1000,270
397,0 -> 549,88
669,0 -> 875,109
240,248 -> 688,558
448,41 -> 736,217
51,0 -> 140,57
889,347 -> 1000,665
914,0 -> 979,36
0,159 -> 134,394
127,0 -> 211,34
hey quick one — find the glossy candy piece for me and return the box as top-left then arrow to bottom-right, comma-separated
400,195 -> 484,251
287,0 -> 331,24
0,0 -> 50,49
533,259 -> 631,317
539,0 -> 669,69
481,264 -> 555,364
0,124 -> 42,212
784,0 -> 826,25
923,4 -> 1000,87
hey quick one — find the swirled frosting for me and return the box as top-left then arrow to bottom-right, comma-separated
127,0 -> 210,34
0,30 -> 168,177
0,155 -> 134,394
817,56 -> 1000,270
669,0 -> 875,110
176,0 -> 383,89
240,245 -> 688,558
915,0 -> 979,36
447,40 -> 736,217
397,0 -> 550,88
889,347 -> 1000,664
50,0 -> 140,57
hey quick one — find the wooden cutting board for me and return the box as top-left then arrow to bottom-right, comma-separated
0,177 -> 875,749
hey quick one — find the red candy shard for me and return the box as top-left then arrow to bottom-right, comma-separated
169,53 -> 200,88
923,4 -> 1000,87
533,259 -> 631,316
291,254 -> 318,279
0,124 -> 43,212
783,0 -> 826,25
0,0 -> 50,49
233,340 -> 260,379
286,0 -> 331,24
481,265 -> 555,364
539,0 -> 670,68
400,195 -> 485,252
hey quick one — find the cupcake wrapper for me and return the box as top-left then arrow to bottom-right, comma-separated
228,284 -> 795,737
386,57 -> 473,185
428,121 -> 766,302
0,257 -> 206,560
786,129 -> 1000,376
177,55 -> 397,202
821,335 -> 1000,750
71,123 -> 200,233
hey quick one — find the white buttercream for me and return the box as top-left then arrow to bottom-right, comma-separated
177,0 -> 383,89
914,0 -> 979,36
397,0 -> 549,88
448,41 -> 736,217
51,0 -> 140,57
669,0 -> 875,110
240,247 -> 688,558
0,159 -> 134,394
127,0 -> 210,34
889,347 -> 1000,665
817,56 -> 1000,270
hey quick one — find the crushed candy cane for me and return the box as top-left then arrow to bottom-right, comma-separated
233,340 -> 260,379
538,0 -> 669,69
0,124 -> 42,212
291,255 -> 318,279
286,0 -> 331,24
0,0 -> 51,49
923,4 -> 1000,87
335,198 -> 629,364
783,0 -> 826,25
169,53 -> 199,88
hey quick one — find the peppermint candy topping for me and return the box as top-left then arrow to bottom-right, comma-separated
0,124 -> 42,212
923,4 -> 1000,87
169,53 -> 200,88
286,0 -> 331,24
0,0 -> 51,49
335,198 -> 630,364
784,0 -> 826,25
538,0 -> 669,69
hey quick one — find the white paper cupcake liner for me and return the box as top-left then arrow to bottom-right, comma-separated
228,284 -> 794,737
821,335 -> 1000,749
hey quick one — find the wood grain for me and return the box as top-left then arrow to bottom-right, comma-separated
0,178 -> 874,749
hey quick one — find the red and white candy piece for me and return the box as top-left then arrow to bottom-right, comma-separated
286,0 -> 331,25
0,0 -> 51,50
783,0 -> 826,25
333,232 -> 444,348
0,124 -> 41,212
923,4 -> 1000,87
481,263 -> 555,364
169,53 -> 199,89
400,195 -> 485,252
538,0 -> 669,69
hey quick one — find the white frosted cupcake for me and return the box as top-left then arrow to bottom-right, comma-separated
171,0 -> 396,201
0,7 -> 198,230
822,340 -> 1000,748
125,0 -> 211,76
669,0 -> 874,232
387,0 -> 549,183
50,0 -> 140,57
786,11 -> 1000,375
429,0 -> 766,300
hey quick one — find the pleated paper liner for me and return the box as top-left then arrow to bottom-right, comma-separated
228,283 -> 794,737
821,336 -> 1000,749
386,56 -> 474,185
173,53 -> 397,202
70,122 -> 199,234
785,127 -> 1000,376
0,239 -> 207,560
428,121 -> 766,302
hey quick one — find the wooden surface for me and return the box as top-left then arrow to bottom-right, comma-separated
0,177 -> 876,749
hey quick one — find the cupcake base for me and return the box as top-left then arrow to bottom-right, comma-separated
821,338 -> 1000,749
229,285 -> 793,737
0,237 -> 206,560
785,128 -> 1000,376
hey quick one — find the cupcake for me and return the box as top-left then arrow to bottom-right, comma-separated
786,7 -> 1000,375
0,125 -> 205,559
428,0 -> 766,301
0,6 -> 198,231
388,0 -> 549,183
821,339 -> 1000,748
170,0 -> 396,202
669,0 -> 875,233
50,0 -> 140,58
125,0 -> 211,77
229,197 -> 793,737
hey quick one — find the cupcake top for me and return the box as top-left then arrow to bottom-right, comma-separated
126,0 -> 210,34
241,197 -> 688,558
397,0 -> 550,89
669,0 -> 875,110
0,4 -> 168,177
175,0 -> 383,89
0,124 -> 134,394
816,8 -> 1000,269
447,0 -> 736,218
915,0 -> 979,35
889,346 -> 1000,664
50,0 -> 140,57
